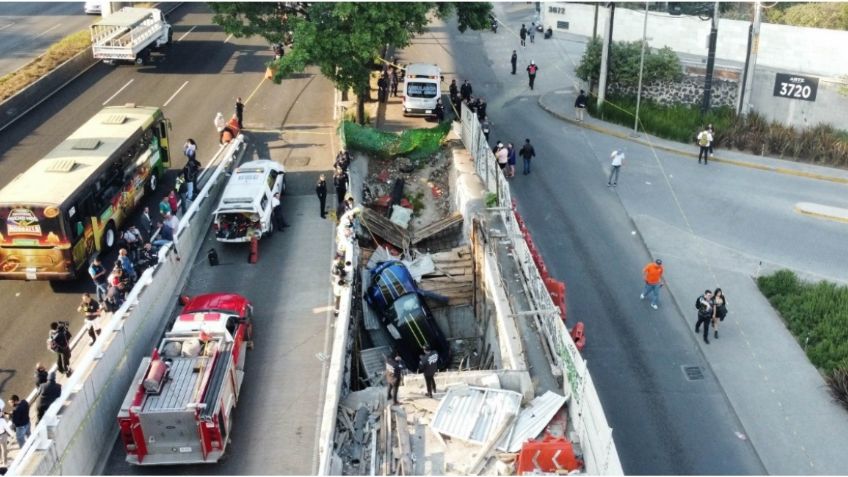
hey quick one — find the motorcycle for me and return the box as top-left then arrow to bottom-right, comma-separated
490,15 -> 498,33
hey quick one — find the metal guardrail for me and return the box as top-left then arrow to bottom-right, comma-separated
458,102 -> 622,474
8,135 -> 246,476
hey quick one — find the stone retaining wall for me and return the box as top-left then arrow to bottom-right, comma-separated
611,76 -> 739,108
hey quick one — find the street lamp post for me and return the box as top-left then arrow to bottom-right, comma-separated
633,1 -> 649,134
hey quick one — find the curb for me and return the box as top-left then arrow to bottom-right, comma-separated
537,93 -> 848,186
794,202 -> 848,224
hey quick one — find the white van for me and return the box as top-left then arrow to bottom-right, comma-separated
213,160 -> 285,243
402,63 -> 442,117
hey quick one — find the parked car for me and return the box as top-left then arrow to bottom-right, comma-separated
84,0 -> 102,15
366,261 -> 451,371
213,160 -> 285,243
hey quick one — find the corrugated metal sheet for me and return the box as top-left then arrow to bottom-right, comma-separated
430,386 -> 522,445
498,391 -> 567,452
360,346 -> 392,386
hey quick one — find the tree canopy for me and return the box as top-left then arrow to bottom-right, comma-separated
763,2 -> 848,30
575,37 -> 682,90
210,2 -> 492,99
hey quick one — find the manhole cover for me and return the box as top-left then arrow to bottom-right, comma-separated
286,156 -> 310,167
683,366 -> 704,381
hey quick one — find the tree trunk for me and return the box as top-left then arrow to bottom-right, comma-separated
356,88 -> 367,125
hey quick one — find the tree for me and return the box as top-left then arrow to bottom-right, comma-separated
763,2 -> 848,30
576,37 -> 682,90
210,2 -> 492,124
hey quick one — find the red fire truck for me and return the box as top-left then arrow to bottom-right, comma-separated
117,293 -> 254,465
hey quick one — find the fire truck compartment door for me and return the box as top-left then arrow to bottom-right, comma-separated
138,410 -> 203,459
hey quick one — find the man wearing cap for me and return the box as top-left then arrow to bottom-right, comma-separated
526,60 -> 539,90
641,259 -> 664,309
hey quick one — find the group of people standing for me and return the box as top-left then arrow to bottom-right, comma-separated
384,346 -> 440,405
377,67 -> 401,103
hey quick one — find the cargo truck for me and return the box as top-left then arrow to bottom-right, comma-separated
91,7 -> 172,65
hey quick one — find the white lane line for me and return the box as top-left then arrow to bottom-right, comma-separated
33,23 -> 61,39
0,24 -> 14,32
162,80 -> 189,107
177,26 -> 196,42
102,79 -> 134,105
224,33 -> 233,43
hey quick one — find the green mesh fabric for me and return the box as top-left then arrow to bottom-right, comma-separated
343,121 -> 450,161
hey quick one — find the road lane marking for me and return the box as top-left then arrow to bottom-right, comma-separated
177,25 -> 196,42
0,23 -> 13,32
162,80 -> 189,107
34,23 -> 61,39
224,34 -> 233,43
102,79 -> 134,105
243,76 -> 266,105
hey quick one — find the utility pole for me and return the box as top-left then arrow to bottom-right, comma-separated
592,3 -> 599,39
597,2 -> 615,107
738,1 -> 761,115
700,1 -> 720,116
633,1 -> 649,134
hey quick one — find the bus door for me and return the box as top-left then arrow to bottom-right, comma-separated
68,196 -> 96,267
156,119 -> 172,167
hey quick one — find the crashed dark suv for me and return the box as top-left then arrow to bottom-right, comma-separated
365,261 -> 451,372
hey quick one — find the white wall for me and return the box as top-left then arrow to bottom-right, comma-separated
541,3 -> 848,77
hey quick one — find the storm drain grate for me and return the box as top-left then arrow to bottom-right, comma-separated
683,366 -> 705,381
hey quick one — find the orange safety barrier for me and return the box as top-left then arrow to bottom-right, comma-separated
248,234 -> 259,264
570,321 -> 586,351
516,433 -> 583,475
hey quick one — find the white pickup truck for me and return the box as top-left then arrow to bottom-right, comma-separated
90,7 -> 172,65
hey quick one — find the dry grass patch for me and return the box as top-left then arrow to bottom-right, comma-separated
0,30 -> 91,102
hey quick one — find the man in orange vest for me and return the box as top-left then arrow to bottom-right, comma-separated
640,258 -> 664,310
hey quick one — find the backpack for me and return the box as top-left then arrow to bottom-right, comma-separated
50,325 -> 70,351
528,65 -> 537,75
698,132 -> 709,147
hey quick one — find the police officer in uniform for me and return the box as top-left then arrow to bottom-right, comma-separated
419,345 -> 439,398
695,290 -> 714,344
385,352 -> 404,405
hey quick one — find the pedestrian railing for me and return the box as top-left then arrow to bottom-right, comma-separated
7,135 -> 247,476
458,102 -> 622,475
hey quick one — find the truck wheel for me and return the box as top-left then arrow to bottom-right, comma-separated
102,221 -> 117,251
135,55 -> 144,66
147,171 -> 158,193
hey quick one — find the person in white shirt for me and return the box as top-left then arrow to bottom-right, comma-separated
608,149 -> 625,186
0,403 -> 15,466
697,126 -> 713,164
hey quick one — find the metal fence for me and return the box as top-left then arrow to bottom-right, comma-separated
458,103 -> 622,474
8,136 -> 247,476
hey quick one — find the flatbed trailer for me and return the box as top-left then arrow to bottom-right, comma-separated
91,7 -> 172,65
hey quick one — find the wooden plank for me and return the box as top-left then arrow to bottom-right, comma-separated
466,412 -> 517,475
393,407 -> 414,475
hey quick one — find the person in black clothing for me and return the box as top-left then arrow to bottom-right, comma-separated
235,97 -> 245,129
510,50 -> 518,74
385,353 -> 404,405
519,138 -> 536,175
526,61 -> 539,90
271,192 -> 289,231
519,24 -> 527,46
334,151 -> 351,172
333,168 -> 348,205
695,290 -> 715,344
574,89 -> 588,122
449,79 -> 458,103
37,372 -> 62,422
316,174 -> 328,218
49,322 -> 73,377
34,363 -> 48,389
476,97 -> 487,122
711,288 -> 728,339
377,74 -> 388,103
435,98 -> 445,122
460,80 -> 472,102
419,346 -> 439,398
183,157 -> 200,200
10,395 -> 31,448
390,68 -> 400,97
77,293 -> 102,345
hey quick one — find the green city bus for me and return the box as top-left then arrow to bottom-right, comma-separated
0,104 -> 171,280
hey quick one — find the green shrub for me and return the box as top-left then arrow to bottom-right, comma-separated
757,270 -> 848,373
576,37 -> 682,89
343,120 -> 450,161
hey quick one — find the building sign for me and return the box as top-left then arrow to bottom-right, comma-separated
548,6 -> 565,15
773,73 -> 818,102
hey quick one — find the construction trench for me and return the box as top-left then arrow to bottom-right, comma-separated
319,129 -> 604,476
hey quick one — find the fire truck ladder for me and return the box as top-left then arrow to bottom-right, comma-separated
200,341 -> 233,419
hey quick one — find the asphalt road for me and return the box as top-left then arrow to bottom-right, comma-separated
0,2 -> 277,419
0,2 -> 97,77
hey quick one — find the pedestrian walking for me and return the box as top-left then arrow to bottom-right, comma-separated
235,97 -> 245,129
510,50 -> 517,74
377,74 -> 388,103
460,80 -> 472,102
575,89 -> 588,121
519,138 -> 536,174
449,79 -> 458,103
640,258 -> 664,309
316,174 -> 328,218
707,123 -> 716,157
529,23 -> 536,43
608,149 -> 625,186
168,190 -> 179,216
88,256 -> 108,302
419,345 -> 439,398
495,142 -> 509,172
138,206 -> 152,241
214,112 -> 226,134
390,68 -> 399,97
36,372 -> 62,422
711,288 -> 728,339
183,138 -> 197,163
507,142 -> 517,178
0,409 -> 13,466
697,125 -> 713,164
481,116 -> 491,141
695,290 -> 715,344
175,173 -> 188,214
271,192 -> 290,231
385,352 -> 404,405
48,321 -> 73,377
519,24 -> 527,46
10,395 -> 31,448
476,97 -> 487,122
184,155 -> 200,200
333,168 -> 348,205
435,98 -> 445,122
526,61 -> 539,90
77,293 -> 102,345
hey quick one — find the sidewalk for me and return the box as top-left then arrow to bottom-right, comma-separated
539,91 -> 848,474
